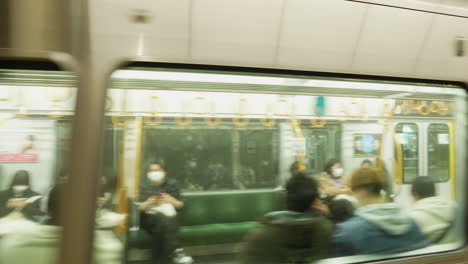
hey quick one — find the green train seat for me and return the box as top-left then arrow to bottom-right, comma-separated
127,190 -> 285,249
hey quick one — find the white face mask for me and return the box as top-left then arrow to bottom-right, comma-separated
332,168 -> 344,177
13,185 -> 28,197
148,171 -> 165,182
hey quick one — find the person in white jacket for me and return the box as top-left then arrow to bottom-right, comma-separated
0,184 -> 123,264
410,176 -> 458,244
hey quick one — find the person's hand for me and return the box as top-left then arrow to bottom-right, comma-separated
139,197 -> 160,211
159,193 -> 176,204
160,193 -> 184,209
7,198 -> 27,209
97,197 -> 108,207
313,199 -> 331,217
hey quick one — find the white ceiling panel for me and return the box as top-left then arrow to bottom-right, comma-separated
415,15 -> 468,78
191,0 -> 283,65
352,4 -> 434,74
441,0 -> 468,9
277,0 -> 367,70
90,0 -> 191,59
438,0 -> 468,17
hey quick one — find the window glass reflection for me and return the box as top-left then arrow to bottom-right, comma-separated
0,67 -> 76,264
104,67 -> 465,264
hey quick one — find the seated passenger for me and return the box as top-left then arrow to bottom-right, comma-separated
361,159 -> 373,168
0,170 -> 41,221
0,184 -> 123,264
318,159 -> 351,199
138,161 -> 193,264
40,169 -> 69,215
333,168 -> 429,256
241,173 -> 334,264
410,176 -> 458,244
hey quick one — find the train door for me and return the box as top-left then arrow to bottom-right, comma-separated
394,121 -> 452,211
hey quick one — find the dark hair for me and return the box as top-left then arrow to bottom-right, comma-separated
9,170 -> 31,190
100,169 -> 117,195
329,199 -> 355,223
47,184 -> 64,225
323,159 -> 340,175
289,161 -> 300,176
361,159 -> 373,167
285,172 -> 318,212
411,176 -> 436,199
148,160 -> 166,171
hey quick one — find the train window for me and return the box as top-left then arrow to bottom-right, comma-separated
0,63 -> 76,263
103,65 -> 466,264
428,124 -> 450,182
395,123 -> 419,183
304,125 -> 341,175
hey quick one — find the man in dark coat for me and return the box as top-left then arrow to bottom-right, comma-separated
241,172 -> 334,264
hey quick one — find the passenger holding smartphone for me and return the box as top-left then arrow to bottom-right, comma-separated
138,161 -> 192,264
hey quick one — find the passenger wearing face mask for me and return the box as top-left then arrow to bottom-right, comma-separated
138,161 -> 193,264
318,159 -> 352,199
0,170 -> 41,221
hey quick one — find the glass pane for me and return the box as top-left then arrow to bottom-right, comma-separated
395,123 -> 419,183
103,66 -> 466,264
304,125 -> 341,176
0,66 -> 76,264
428,124 -> 450,182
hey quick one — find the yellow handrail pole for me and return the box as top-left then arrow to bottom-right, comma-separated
115,120 -> 128,234
449,121 -> 456,200
133,117 -> 144,201
291,120 -> 306,172
392,127 -> 404,186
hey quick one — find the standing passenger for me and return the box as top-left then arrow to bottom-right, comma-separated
333,168 -> 429,256
410,176 -> 457,244
138,161 -> 193,264
318,159 -> 351,199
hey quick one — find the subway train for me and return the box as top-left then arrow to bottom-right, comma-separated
0,0 -> 467,264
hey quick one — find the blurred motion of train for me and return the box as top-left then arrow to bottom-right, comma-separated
1,0 -> 468,264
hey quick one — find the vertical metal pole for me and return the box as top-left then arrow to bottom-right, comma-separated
133,117 -> 143,200
58,0 -> 105,263
0,0 -> 11,48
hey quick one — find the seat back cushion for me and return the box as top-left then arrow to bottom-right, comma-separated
178,191 -> 285,226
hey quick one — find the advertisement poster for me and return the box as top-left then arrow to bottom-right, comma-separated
0,132 -> 38,162
353,133 -> 382,157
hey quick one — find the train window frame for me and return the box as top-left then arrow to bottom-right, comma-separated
106,61 -> 468,263
0,56 -> 85,264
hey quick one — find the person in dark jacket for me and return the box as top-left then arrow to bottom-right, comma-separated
329,199 -> 355,223
138,161 -> 192,264
0,170 -> 41,221
333,168 -> 430,256
241,172 -> 334,264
